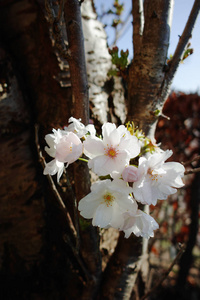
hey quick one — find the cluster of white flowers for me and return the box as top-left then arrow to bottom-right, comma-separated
44,117 -> 185,239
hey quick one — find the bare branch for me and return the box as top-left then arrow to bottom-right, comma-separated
35,124 -> 93,282
182,155 -> 200,166
141,244 -> 186,300
128,0 -> 174,138
35,124 -> 77,239
111,9 -> 132,46
180,155 -> 200,175
163,0 -> 200,92
185,167 -> 200,175
132,0 -> 144,56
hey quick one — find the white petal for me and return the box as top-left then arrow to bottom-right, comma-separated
90,179 -> 112,193
110,204 -> 125,229
79,200 -> 99,219
93,204 -> 113,228
102,123 -> 117,144
66,117 -> 88,138
148,150 -> 173,169
83,136 -> 105,158
85,124 -> 96,136
110,179 -> 133,194
158,183 -> 177,195
45,145 -> 56,158
43,159 -> 65,182
119,132 -> 140,158
122,210 -> 159,239
104,128 -> 121,146
115,196 -> 137,213
88,155 -> 110,176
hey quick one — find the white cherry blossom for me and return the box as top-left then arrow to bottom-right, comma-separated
43,159 -> 65,183
78,179 -> 137,229
64,117 -> 88,138
55,133 -> 83,163
132,150 -> 185,206
43,129 -> 83,182
121,209 -> 159,239
43,117 -> 186,239
83,122 -> 140,177
64,117 -> 96,138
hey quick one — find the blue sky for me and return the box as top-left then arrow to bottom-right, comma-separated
95,0 -> 200,94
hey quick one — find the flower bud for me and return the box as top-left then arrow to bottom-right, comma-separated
122,166 -> 139,182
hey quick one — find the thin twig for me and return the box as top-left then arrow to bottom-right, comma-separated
34,124 -> 91,282
181,155 -> 200,175
182,155 -> 200,166
185,167 -> 200,175
64,171 -> 81,251
34,124 -> 77,238
141,243 -> 186,300
111,9 -> 132,46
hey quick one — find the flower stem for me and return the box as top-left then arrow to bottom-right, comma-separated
78,157 -> 89,163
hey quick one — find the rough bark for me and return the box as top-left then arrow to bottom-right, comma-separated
100,233 -> 143,300
0,47 -> 43,275
132,0 -> 144,56
82,0 -> 126,125
0,0 -> 90,298
64,0 -> 89,122
128,0 -> 174,138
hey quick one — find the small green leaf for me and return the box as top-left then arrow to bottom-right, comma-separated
154,109 -> 161,116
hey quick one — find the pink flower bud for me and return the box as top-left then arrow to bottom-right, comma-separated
55,132 -> 83,164
122,166 -> 139,182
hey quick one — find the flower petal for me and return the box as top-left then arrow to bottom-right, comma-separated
83,136 -> 105,158
93,204 -> 113,228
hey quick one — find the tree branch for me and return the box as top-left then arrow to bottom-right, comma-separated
184,167 -> 200,175
132,0 -> 144,56
35,124 -> 77,241
64,0 -> 89,122
63,2 -> 102,298
141,243 -> 186,300
35,124 -> 93,283
100,233 -> 143,299
111,9 -> 132,46
127,0 -> 174,138
182,155 -> 200,166
165,0 -> 200,87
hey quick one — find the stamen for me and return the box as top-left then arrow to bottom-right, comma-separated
148,169 -> 162,183
104,145 -> 118,159
103,192 -> 115,207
